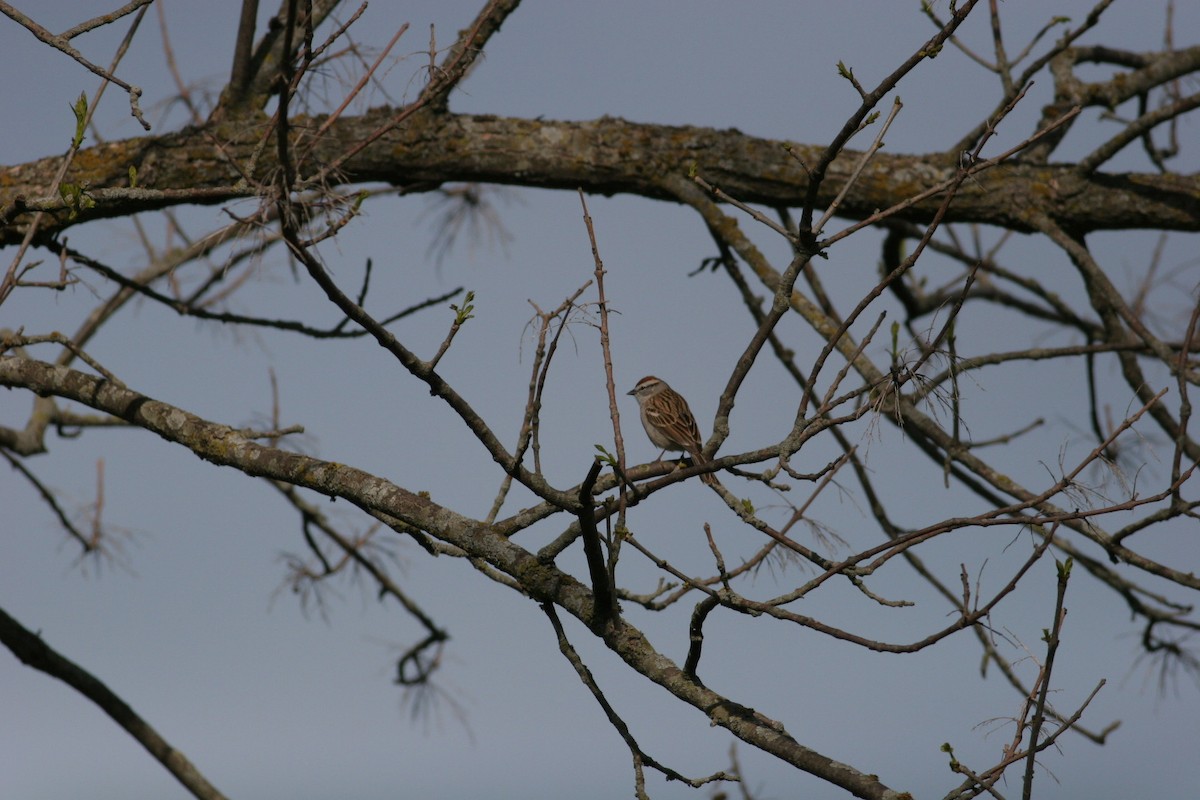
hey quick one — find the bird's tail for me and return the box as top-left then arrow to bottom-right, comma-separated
692,451 -> 718,487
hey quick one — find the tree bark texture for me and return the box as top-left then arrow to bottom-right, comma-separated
4,111 -> 1198,246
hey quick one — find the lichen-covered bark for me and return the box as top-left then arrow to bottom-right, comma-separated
3,110 -> 1198,246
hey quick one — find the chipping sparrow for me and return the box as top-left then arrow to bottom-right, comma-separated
627,375 -> 717,485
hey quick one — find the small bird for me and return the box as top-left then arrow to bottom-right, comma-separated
627,375 -> 717,485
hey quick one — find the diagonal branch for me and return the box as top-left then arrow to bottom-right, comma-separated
0,605 -> 229,800
0,1 -> 150,129
541,602 -> 736,796
419,0 -> 522,112
0,354 -> 906,800
799,0 -> 982,237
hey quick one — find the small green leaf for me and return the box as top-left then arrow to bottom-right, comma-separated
1056,556 -> 1073,580
128,165 -> 138,188
449,290 -> 476,324
70,91 -> 88,148
940,742 -> 960,770
594,445 -> 617,467
58,182 -> 94,220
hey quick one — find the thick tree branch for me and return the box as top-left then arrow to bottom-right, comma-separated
212,0 -> 343,115
3,112 -> 1197,246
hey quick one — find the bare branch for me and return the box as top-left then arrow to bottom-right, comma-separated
0,605 -> 229,800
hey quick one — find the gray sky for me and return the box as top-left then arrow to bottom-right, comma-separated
2,2 -> 1198,798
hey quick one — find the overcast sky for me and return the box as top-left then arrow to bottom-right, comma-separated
2,2 -> 1198,799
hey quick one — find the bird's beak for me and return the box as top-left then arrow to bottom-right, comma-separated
626,388 -> 636,396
